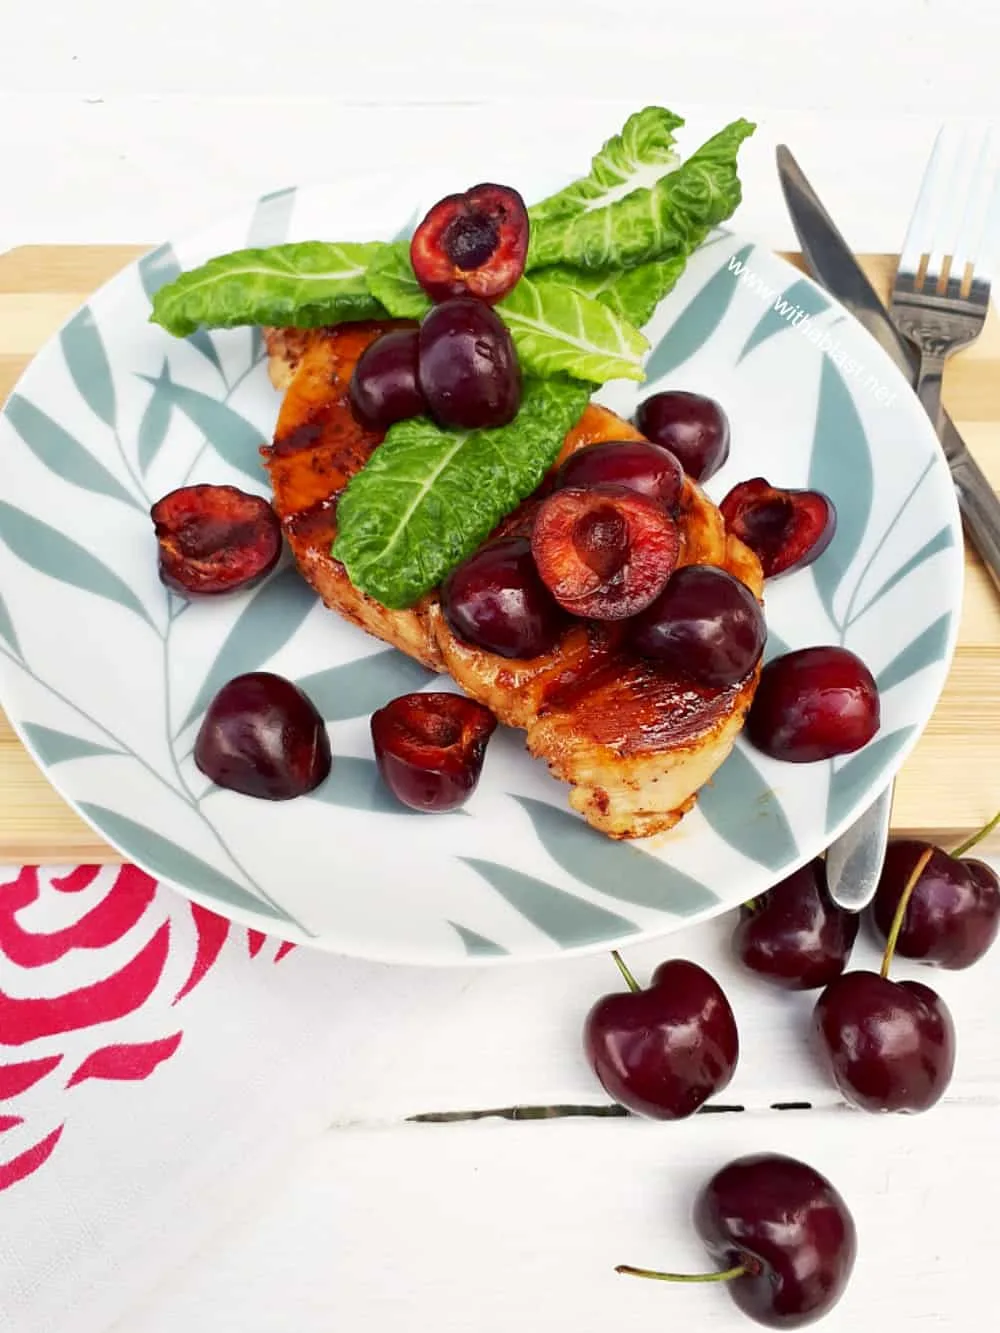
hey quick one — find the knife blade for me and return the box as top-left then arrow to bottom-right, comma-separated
774,147 -> 914,912
777,145 -> 1000,590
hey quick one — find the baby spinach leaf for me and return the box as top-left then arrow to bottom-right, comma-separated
529,106 -> 683,225
150,241 -> 388,337
333,378 -> 591,608
498,277 -> 647,382
365,240 -> 431,319
527,119 -> 755,272
540,253 -> 687,328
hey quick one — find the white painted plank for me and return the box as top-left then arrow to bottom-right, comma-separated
119,1110 -> 1000,1332
5,0 -> 999,113
0,98 -> 971,258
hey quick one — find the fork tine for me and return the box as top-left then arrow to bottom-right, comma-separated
948,130 -> 997,299
899,127 -> 950,282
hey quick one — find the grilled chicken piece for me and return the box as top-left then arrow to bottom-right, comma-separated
263,323 -> 763,839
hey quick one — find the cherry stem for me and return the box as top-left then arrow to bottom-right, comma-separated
611,950 -> 641,994
951,809 -> 1000,859
616,1264 -> 748,1284
880,844 -> 935,979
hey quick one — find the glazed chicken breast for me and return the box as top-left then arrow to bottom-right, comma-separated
263,322 -> 763,839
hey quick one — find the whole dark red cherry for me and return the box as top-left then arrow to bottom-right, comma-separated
531,484 -> 680,620
349,328 -> 426,430
871,838 -> 1000,970
151,484 -> 282,597
813,970 -> 955,1112
410,183 -> 529,304
720,478 -> 837,579
417,297 -> 521,429
635,390 -> 730,482
618,1153 -> 857,1328
583,954 -> 739,1119
747,646 -> 880,762
442,536 -> 564,659
195,671 -> 331,800
555,439 -> 684,511
733,858 -> 859,990
629,564 -> 765,688
370,692 -> 496,812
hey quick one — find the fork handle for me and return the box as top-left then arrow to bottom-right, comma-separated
914,353 -> 946,434
951,448 -> 1000,594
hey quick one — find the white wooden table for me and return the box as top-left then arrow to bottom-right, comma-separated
5,4 -> 1000,1328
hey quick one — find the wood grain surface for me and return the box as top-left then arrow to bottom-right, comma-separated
0,245 -> 996,861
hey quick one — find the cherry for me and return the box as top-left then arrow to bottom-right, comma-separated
195,672 -> 331,800
746,646 -> 880,762
417,297 -> 521,430
635,390 -> 730,483
733,858 -> 859,990
617,1153 -> 857,1328
554,439 -> 684,512
720,478 -> 836,579
531,485 -> 680,620
629,564 -> 765,688
583,953 -> 739,1120
410,183 -> 529,304
441,536 -> 565,659
813,846 -> 957,1112
151,485 -> 282,597
370,692 -> 496,812
349,328 -> 426,430
870,812 -> 1000,970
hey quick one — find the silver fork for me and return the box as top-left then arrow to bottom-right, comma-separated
892,126 -> 999,436
827,129 -> 1000,911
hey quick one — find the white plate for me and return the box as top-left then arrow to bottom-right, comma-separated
0,169 -> 963,964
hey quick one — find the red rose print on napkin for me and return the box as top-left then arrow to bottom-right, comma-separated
0,866 -> 294,1192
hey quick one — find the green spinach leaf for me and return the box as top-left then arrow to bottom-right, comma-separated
332,378 -> 591,608
526,119 -> 755,271
539,254 -> 688,328
150,241 -> 387,336
365,240 -> 432,319
498,277 -> 647,382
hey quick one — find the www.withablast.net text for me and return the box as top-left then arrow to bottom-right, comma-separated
727,254 -> 897,406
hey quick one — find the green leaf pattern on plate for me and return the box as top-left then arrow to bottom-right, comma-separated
644,243 -> 753,382
448,921 -> 508,957
0,501 -> 154,629
876,613 -> 951,694
137,364 -> 268,484
461,857 -> 638,947
697,745 -> 799,872
309,755 -> 436,816
825,727 -> 916,834
296,649 -> 433,721
5,395 -> 141,510
137,360 -> 175,474
180,565 -> 317,731
737,277 -> 830,363
138,242 -> 226,376
21,723 -> 121,764
60,306 -> 117,428
0,590 -> 22,659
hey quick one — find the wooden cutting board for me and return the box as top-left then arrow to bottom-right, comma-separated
0,245 -> 997,863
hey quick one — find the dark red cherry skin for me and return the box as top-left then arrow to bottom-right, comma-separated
151,485 -> 282,597
370,692 -> 496,813
531,485 -> 680,620
417,297 -> 521,429
871,840 -> 1000,970
583,959 -> 739,1120
411,183 -> 529,304
349,328 -> 426,430
813,971 -> 955,1112
194,672 -> 331,800
629,564 -> 765,688
720,478 -> 837,579
694,1153 -> 857,1328
555,439 -> 684,511
635,391 -> 730,482
747,646 -> 880,762
441,536 -> 564,659
733,859 -> 859,990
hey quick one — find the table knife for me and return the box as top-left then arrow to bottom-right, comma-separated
774,146 -> 966,911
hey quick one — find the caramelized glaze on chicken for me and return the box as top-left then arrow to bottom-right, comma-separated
262,322 -> 763,838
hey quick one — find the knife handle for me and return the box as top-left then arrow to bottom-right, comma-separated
951,448 -> 1000,594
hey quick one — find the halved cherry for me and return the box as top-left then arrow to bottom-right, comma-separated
531,485 -> 680,621
151,484 -> 282,597
720,477 -> 836,579
370,692 -> 497,813
410,183 -> 529,305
